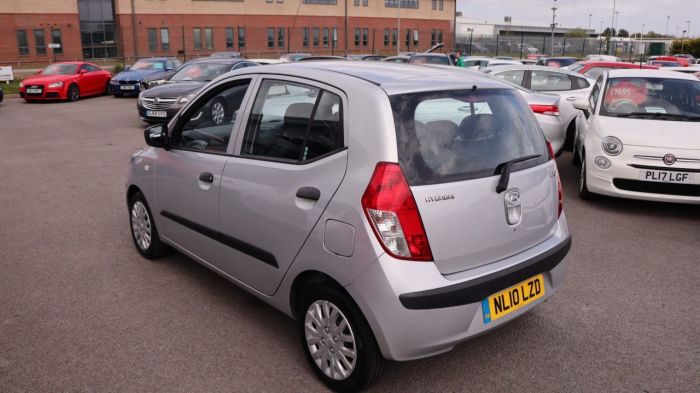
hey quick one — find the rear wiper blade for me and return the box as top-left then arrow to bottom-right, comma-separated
495,154 -> 542,193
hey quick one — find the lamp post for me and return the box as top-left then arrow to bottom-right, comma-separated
467,27 -> 474,56
665,16 -> 670,37
550,0 -> 557,57
588,14 -> 592,30
687,20 -> 691,39
608,0 -> 616,55
397,0 -> 401,55
681,30 -> 686,52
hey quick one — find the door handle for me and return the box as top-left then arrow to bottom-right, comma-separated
296,187 -> 321,201
199,172 -> 214,183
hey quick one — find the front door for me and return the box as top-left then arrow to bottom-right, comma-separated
153,77 -> 254,264
218,77 -> 348,295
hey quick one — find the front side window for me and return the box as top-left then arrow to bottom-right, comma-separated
43,63 -> 79,75
493,70 -> 526,86
530,71 -> 573,91
34,29 -> 46,55
17,30 -> 29,56
241,80 -> 343,162
390,89 -> 548,186
131,59 -> 165,71
175,81 -> 252,153
600,77 -> 700,119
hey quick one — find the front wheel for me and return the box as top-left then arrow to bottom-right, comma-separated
300,285 -> 384,392
67,84 -> 80,102
578,152 -> 593,200
129,191 -> 168,258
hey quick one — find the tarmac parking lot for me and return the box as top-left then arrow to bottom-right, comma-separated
0,95 -> 698,392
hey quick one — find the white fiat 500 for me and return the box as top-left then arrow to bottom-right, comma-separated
572,70 -> 700,204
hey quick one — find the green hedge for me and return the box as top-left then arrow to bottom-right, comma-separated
670,38 -> 700,57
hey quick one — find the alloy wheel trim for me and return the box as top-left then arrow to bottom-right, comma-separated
131,201 -> 152,251
304,300 -> 358,381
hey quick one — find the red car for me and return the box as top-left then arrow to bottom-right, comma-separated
567,61 -> 658,80
654,56 -> 690,67
19,61 -> 112,102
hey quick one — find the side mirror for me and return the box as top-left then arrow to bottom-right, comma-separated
572,99 -> 590,111
144,124 -> 169,149
79,69 -> 88,75
36,70 -> 43,75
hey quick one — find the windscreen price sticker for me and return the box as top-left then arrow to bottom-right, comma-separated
0,66 -> 13,82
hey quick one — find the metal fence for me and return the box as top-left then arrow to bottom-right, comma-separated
456,33 -> 649,61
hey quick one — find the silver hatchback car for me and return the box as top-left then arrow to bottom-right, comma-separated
127,62 -> 571,392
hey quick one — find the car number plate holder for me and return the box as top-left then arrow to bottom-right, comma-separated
26,88 -> 42,94
639,170 -> 694,184
482,274 -> 545,324
147,110 -> 168,118
121,85 -> 136,90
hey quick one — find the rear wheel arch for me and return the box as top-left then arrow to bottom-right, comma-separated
290,270 -> 345,320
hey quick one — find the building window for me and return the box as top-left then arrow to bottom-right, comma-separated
405,29 -> 410,48
266,0 -> 272,3
392,29 -> 397,46
363,0 -> 368,5
438,0 -> 443,10
51,29 -> 63,55
34,29 -> 47,55
413,30 -> 419,46
303,0 -> 337,4
323,28 -> 329,47
277,27 -> 285,48
267,27 -> 274,48
78,0 -> 117,58
332,27 -> 337,48
354,28 -> 360,47
193,28 -> 202,50
383,29 -> 389,46
205,28 -> 213,49
384,0 -> 418,8
147,28 -> 157,51
438,30 -> 443,44
17,30 -> 29,56
160,28 -> 170,51
238,27 -> 246,48
226,27 -> 234,49
431,0 -> 436,10
313,27 -> 319,47
354,0 -> 359,5
362,28 -> 368,47
303,27 -> 309,47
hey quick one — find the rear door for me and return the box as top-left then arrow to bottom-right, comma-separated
218,77 -> 348,295
529,69 -> 591,128
390,88 -> 558,275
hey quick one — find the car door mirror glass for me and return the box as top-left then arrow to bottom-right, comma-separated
144,124 -> 168,148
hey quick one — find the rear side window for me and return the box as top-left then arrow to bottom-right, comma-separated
583,67 -> 613,80
390,89 -> 548,186
531,71 -> 573,91
492,70 -> 525,86
241,80 -> 343,162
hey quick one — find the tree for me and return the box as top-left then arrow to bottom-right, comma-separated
617,29 -> 630,38
565,28 -> 589,38
602,27 -> 617,38
671,37 -> 700,57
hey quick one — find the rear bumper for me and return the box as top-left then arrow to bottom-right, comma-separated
346,216 -> 571,361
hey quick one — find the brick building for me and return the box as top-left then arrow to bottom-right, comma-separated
0,0 -> 455,64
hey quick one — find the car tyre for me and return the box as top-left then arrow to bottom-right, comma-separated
128,191 -> 168,259
104,81 -> 111,96
299,284 -> 384,393
563,120 -> 576,151
210,98 -> 226,125
572,140 -> 582,166
578,152 -> 593,200
67,84 -> 80,102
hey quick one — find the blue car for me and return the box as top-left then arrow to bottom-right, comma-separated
110,57 -> 182,97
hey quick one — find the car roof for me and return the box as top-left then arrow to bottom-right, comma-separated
187,58 -> 253,65
606,69 -> 698,80
411,53 -> 449,57
135,57 -> 176,61
236,61 -> 511,95
483,64 -> 588,77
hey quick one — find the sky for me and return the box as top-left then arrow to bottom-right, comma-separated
457,0 -> 698,37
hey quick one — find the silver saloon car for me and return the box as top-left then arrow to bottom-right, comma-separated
126,62 -> 571,392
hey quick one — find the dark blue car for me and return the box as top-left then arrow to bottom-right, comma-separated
110,57 -> 182,97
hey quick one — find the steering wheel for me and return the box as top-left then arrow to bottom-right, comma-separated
184,139 -> 208,150
608,99 -> 638,114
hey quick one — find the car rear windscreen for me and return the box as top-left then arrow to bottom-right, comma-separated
389,88 -> 549,186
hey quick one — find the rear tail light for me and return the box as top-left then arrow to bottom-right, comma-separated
361,162 -> 433,261
530,104 -> 560,116
547,141 -> 564,217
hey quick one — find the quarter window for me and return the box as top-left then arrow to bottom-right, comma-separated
530,71 -> 573,91
241,80 -> 343,162
493,70 -> 526,86
175,81 -> 252,153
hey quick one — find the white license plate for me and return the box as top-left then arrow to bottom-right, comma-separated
639,170 -> 694,184
146,110 -> 168,118
121,85 -> 136,90
26,88 -> 41,94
